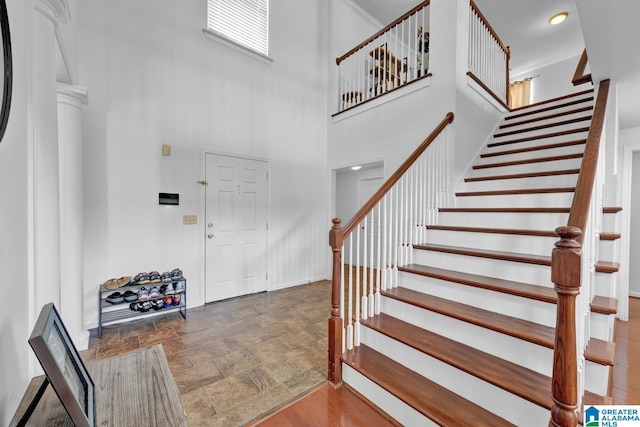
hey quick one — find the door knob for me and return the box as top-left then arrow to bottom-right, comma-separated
207,234 -> 214,239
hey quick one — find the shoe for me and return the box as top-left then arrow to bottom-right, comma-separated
173,279 -> 185,294
151,299 -> 164,310
123,290 -> 138,302
129,301 -> 150,312
148,287 -> 162,299
172,294 -> 181,306
134,272 -> 151,285
149,271 -> 161,283
116,276 -> 132,287
161,283 -> 175,295
106,292 -> 124,304
103,278 -> 120,289
137,287 -> 150,302
164,296 -> 173,307
170,268 -> 183,280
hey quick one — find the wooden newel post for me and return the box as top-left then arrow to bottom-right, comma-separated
549,226 -> 582,427
328,218 -> 344,384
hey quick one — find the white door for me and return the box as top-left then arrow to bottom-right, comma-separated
205,154 -> 268,302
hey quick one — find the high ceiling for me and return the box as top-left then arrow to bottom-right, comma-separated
350,0 -> 640,129
350,0 -> 584,77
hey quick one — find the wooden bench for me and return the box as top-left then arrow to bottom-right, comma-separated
10,344 -> 187,427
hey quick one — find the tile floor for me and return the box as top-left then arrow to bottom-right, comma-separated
80,280 -> 331,426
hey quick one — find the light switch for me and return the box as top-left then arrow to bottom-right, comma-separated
183,215 -> 197,225
162,144 -> 172,156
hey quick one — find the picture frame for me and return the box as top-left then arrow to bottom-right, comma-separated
27,303 -> 95,427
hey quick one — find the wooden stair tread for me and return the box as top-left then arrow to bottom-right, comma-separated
488,127 -> 590,148
494,116 -> 592,138
342,344 -> 515,426
413,243 -> 551,266
500,106 -> 594,129
595,261 -> 620,274
583,390 -> 614,406
361,314 -> 554,410
456,187 -> 575,197
509,89 -> 594,114
426,225 -> 556,237
600,233 -> 621,241
507,96 -> 595,121
585,338 -> 616,366
399,263 -> 557,303
439,207 -> 570,213
473,153 -> 583,169
383,287 -> 555,348
481,139 -> 587,158
465,169 -> 580,182
603,206 -> 622,213
591,296 -> 618,315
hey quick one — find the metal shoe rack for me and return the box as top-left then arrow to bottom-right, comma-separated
98,278 -> 187,338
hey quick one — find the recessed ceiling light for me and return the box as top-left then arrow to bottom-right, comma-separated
549,12 -> 568,25
351,165 -> 362,171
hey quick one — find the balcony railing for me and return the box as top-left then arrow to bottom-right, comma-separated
467,0 -> 510,108
335,1 -> 431,113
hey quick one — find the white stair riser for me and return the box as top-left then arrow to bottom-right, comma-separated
380,296 -> 553,376
487,131 -> 589,152
438,211 -> 569,230
585,361 -> 611,396
470,158 -> 583,177
493,123 -> 592,143
412,249 -> 553,285
598,239 -> 619,263
424,229 -> 556,257
397,271 -> 557,327
505,97 -> 594,121
342,364 -> 436,426
455,192 -> 574,208
601,212 -> 619,231
361,327 -> 551,427
594,272 -> 617,298
590,311 -> 616,341
500,110 -> 593,133
480,145 -> 586,164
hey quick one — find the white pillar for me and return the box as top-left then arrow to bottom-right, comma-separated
32,0 -> 66,314
57,83 -> 89,348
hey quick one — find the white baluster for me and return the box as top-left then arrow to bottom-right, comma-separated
346,239 -> 353,350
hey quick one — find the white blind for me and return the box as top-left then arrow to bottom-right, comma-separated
207,0 -> 269,56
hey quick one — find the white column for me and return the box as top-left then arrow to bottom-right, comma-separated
57,83 -> 89,348
32,0 -> 67,315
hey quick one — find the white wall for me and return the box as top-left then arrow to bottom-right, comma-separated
77,0 -> 330,326
511,54 -> 590,104
0,1 -> 33,423
630,151 -> 640,296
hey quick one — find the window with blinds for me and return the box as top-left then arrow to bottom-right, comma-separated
207,0 -> 269,56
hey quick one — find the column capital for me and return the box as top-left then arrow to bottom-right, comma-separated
57,83 -> 88,106
34,0 -> 71,24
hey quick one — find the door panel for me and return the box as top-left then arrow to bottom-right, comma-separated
205,154 -> 268,302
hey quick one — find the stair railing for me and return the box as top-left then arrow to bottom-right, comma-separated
467,0 -> 510,109
335,1 -> 431,113
328,112 -> 454,384
550,79 -> 610,427
572,49 -> 592,86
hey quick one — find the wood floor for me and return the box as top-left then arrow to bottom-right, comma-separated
249,297 -> 640,425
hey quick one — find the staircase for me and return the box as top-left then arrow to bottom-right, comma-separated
336,89 -> 619,426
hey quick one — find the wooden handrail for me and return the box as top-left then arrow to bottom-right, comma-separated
470,0 -> 509,54
549,79 -> 610,427
327,111 -> 454,384
566,79 -> 610,241
342,112 -> 454,237
336,0 -> 430,65
572,49 -> 592,86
